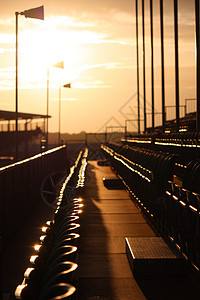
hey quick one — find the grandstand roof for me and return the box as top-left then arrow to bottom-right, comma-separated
0,110 -> 51,121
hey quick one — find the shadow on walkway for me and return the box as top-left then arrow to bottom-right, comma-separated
77,162 -> 116,299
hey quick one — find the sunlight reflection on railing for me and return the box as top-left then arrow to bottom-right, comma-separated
0,145 -> 66,172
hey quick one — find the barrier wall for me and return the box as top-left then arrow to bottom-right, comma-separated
0,146 -> 69,242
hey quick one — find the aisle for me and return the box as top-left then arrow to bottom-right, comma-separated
77,161 -> 156,300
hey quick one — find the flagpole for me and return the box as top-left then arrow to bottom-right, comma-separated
59,85 -> 61,145
15,6 -> 44,158
46,61 -> 64,149
58,82 -> 71,145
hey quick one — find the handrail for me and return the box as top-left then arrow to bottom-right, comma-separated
0,145 -> 66,173
0,145 -> 68,242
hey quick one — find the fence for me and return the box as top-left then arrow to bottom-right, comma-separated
0,120 -> 44,132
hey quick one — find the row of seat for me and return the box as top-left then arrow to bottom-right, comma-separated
101,143 -> 176,228
102,142 -> 200,271
125,130 -> 200,167
102,142 -> 176,188
164,181 -> 200,270
126,130 -> 200,146
15,148 -> 88,299
182,159 -> 200,193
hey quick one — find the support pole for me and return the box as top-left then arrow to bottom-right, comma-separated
58,85 -> 61,145
174,0 -> 180,132
142,0 -> 147,132
105,128 -> 107,144
160,0 -> 165,132
46,66 -> 49,148
195,0 -> 200,130
43,117 -> 45,137
15,12 -> 19,161
150,0 -> 155,130
125,120 -> 127,142
136,0 -> 140,133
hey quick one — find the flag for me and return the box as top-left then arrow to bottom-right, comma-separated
63,83 -> 71,88
53,61 -> 64,69
22,6 -> 44,20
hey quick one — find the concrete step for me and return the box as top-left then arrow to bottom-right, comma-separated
126,237 -> 185,278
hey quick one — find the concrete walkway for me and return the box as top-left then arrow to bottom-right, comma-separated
77,161 -> 156,300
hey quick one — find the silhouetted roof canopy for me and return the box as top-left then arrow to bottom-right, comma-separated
0,110 -> 51,121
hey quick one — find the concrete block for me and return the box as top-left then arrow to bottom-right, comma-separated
126,237 -> 184,278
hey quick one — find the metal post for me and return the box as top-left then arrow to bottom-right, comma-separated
160,0 -> 165,132
136,0 -> 140,133
58,85 -> 61,145
15,7 -> 44,160
125,120 -> 127,142
150,0 -> 155,130
195,0 -> 200,130
15,12 -> 19,161
43,117 -> 45,138
174,0 -> 180,132
142,0 -> 147,132
46,65 -> 49,148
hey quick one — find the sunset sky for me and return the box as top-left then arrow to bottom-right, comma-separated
0,0 -> 197,134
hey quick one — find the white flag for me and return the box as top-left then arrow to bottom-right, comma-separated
53,61 -> 64,69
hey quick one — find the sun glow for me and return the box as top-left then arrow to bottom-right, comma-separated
0,14 -> 132,92
17,16 -> 96,89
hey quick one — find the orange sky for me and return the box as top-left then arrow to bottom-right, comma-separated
0,0 -> 197,134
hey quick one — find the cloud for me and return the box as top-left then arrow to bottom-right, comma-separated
43,14 -> 134,46
0,47 -> 14,54
53,97 -> 78,101
63,97 -> 78,101
79,62 -> 122,73
0,33 -> 14,44
73,80 -> 111,89
0,66 -> 15,77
